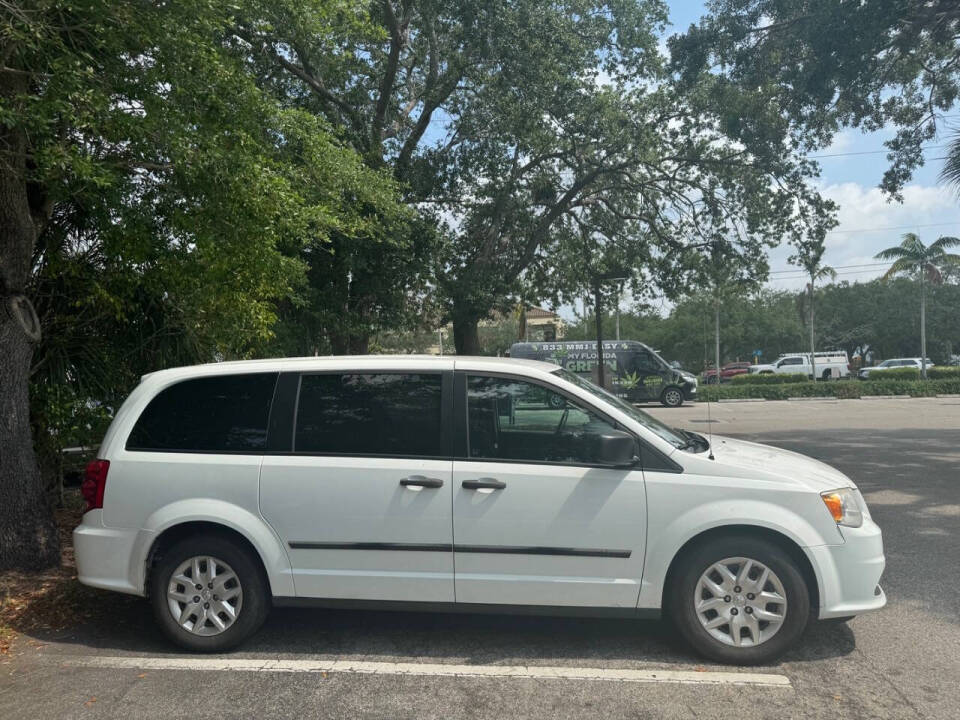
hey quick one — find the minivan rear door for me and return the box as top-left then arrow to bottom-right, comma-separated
259,367 -> 455,602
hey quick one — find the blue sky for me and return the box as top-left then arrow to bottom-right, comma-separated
662,1 -> 960,294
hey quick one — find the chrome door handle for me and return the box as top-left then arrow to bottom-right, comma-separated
462,478 -> 506,490
400,475 -> 444,488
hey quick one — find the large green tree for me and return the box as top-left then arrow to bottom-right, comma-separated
0,0 -> 403,570
671,0 -> 960,198
239,0 -> 834,353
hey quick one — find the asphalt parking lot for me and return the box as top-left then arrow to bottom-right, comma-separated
2,398 -> 958,719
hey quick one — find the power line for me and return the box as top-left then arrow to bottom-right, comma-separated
826,221 -> 959,234
767,262 -> 888,276
809,144 -> 949,159
767,268 -> 890,281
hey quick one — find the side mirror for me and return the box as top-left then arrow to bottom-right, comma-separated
591,429 -> 638,468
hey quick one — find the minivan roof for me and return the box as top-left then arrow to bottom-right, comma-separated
140,354 -> 559,383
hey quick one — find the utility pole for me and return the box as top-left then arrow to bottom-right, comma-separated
714,295 -> 721,386
595,280 -> 605,388
808,280 -> 816,381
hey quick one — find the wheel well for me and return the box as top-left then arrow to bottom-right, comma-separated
661,525 -> 820,613
145,521 -> 269,596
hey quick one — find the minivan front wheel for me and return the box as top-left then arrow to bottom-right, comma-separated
670,536 -> 809,665
150,534 -> 269,651
660,386 -> 684,407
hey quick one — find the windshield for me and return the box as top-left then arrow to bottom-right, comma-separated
551,368 -> 688,450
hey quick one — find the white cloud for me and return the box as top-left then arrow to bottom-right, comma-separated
766,181 -> 960,291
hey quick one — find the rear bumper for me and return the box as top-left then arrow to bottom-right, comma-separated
809,518 -> 886,619
73,510 -> 151,596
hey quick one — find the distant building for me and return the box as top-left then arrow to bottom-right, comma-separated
520,306 -> 565,342
425,306 -> 565,354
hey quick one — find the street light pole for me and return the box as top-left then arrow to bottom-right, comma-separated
594,280 -> 605,388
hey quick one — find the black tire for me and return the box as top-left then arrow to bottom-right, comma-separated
669,535 -> 810,665
660,386 -> 684,407
150,534 -> 270,652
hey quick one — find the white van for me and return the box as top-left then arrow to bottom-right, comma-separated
74,355 -> 885,664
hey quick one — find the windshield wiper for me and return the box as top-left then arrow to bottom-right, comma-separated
674,428 -> 710,453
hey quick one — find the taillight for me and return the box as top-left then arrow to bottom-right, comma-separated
81,459 -> 110,513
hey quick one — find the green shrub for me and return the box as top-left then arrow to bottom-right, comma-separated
928,366 -> 960,379
697,378 -> 960,402
729,372 -> 809,385
864,366 -> 920,380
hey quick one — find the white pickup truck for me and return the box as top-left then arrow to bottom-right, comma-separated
749,352 -> 851,380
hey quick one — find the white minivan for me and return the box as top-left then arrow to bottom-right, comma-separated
74,356 -> 885,664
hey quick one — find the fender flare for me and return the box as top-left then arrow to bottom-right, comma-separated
637,498 -> 837,610
134,499 -> 295,597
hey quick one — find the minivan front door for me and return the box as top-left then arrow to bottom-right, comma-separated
259,370 -> 454,602
452,373 -> 647,608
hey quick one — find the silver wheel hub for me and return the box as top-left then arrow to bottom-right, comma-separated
694,556 -> 787,648
166,555 -> 242,636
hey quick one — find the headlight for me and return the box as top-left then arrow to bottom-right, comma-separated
820,488 -> 864,528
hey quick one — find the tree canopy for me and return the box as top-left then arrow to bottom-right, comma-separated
670,0 -> 960,199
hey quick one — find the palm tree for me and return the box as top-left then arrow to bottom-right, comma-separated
874,233 -> 960,378
804,264 -> 837,380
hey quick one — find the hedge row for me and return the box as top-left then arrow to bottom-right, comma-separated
864,366 -> 960,380
699,378 -> 960,401
729,373 -> 809,385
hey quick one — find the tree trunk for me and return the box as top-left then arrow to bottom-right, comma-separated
0,80 -> 60,570
920,272 -> 927,379
453,314 -> 481,355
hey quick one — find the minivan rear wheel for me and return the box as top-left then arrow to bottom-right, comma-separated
150,534 -> 269,652
669,535 -> 809,665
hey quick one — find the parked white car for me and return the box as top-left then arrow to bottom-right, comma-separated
858,357 -> 934,379
749,351 -> 851,380
74,356 -> 885,664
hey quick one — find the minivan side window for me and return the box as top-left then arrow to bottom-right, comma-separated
295,373 -> 443,457
126,373 -> 278,453
466,375 -> 621,465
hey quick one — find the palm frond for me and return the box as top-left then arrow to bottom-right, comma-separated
930,235 -> 960,252
880,257 -> 916,280
874,246 -> 912,261
814,265 -> 837,281
939,132 -> 960,194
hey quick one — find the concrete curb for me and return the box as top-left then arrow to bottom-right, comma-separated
717,398 -> 766,403
787,396 -> 836,402
859,394 -> 911,400
936,393 -> 960,398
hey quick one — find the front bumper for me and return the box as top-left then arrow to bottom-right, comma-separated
683,382 -> 697,400
808,517 -> 886,619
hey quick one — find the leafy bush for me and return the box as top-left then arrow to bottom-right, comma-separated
928,366 -> 960,380
698,378 -> 960,401
729,372 -> 809,385
864,367 -> 920,380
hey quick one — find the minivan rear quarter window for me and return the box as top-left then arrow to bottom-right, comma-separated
294,373 -> 443,457
126,373 -> 278,453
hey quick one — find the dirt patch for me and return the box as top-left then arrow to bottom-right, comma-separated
0,490 -> 128,659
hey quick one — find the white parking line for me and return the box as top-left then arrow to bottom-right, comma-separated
61,655 -> 792,688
